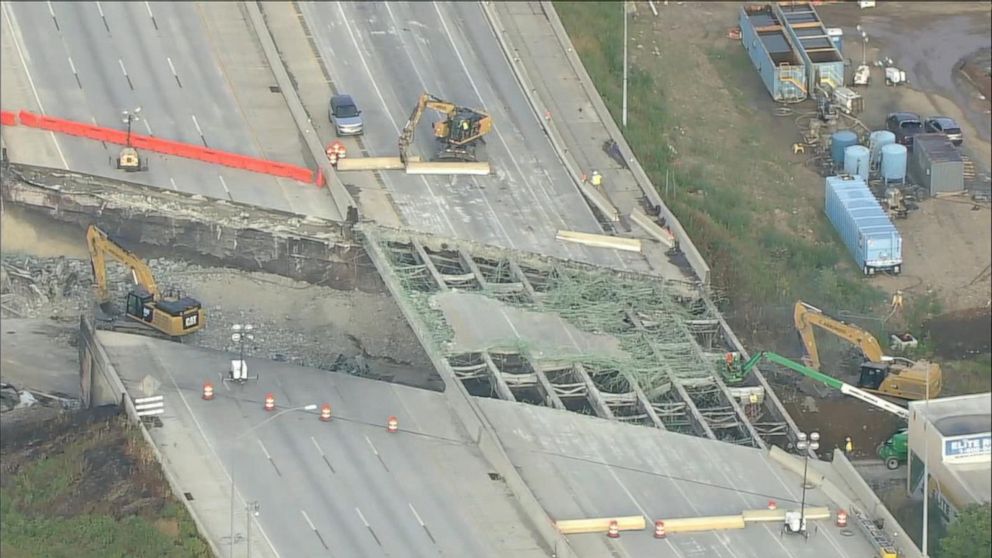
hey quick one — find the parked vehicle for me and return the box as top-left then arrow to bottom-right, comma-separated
824,175 -> 902,275
877,428 -> 908,469
886,112 -> 923,149
924,116 -> 963,146
329,94 -> 363,136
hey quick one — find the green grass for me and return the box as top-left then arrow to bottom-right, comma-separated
555,1 -> 887,320
941,354 -> 992,396
0,421 -> 210,558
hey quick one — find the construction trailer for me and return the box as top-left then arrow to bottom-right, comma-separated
774,2 -> 846,94
739,5 -> 807,102
909,133 -> 965,196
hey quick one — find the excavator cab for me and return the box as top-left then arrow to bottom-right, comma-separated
126,286 -> 156,322
857,362 -> 889,391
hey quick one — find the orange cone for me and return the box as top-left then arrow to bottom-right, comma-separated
202,382 -> 214,401
320,404 -> 332,422
654,520 -> 666,539
264,393 -> 275,412
836,509 -> 848,528
387,415 -> 398,433
768,500 -> 777,510
607,520 -> 620,539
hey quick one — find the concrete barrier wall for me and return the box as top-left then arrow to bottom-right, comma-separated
831,450 -> 923,558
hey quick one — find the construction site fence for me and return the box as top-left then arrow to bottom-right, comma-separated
11,110 -> 315,185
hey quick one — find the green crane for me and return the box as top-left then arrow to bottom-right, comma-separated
724,350 -> 910,468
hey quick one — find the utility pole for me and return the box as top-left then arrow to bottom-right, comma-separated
622,1 -> 628,128
922,366 -> 930,556
796,431 -> 820,537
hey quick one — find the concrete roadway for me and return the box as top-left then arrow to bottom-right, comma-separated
0,1 -> 338,220
101,331 -> 547,558
299,1 -> 647,272
480,398 -> 881,558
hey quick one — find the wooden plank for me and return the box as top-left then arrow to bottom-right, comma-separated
660,515 -> 746,533
406,161 -> 491,175
555,230 -> 642,253
742,507 -> 831,523
335,157 -> 408,171
629,208 -> 676,248
555,515 -> 646,534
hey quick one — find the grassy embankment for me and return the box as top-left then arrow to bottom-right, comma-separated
0,415 -> 210,558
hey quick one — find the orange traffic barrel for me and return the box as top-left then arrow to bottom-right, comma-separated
607,520 -> 620,539
264,393 -> 275,412
202,382 -> 214,401
387,416 -> 398,433
320,404 -> 332,422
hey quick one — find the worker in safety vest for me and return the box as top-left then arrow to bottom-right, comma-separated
844,436 -> 854,455
590,170 -> 603,189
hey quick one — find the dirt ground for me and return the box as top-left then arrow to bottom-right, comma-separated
626,0 -> 991,456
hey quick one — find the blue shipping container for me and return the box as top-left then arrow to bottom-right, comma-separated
824,176 -> 902,275
739,6 -> 807,103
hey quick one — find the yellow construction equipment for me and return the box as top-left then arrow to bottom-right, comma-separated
399,92 -> 492,165
793,301 -> 941,400
86,225 -> 204,337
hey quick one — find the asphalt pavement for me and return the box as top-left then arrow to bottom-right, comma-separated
297,1 -> 646,272
101,330 -> 548,558
0,1 -> 339,220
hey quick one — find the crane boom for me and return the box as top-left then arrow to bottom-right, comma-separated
735,351 -> 909,419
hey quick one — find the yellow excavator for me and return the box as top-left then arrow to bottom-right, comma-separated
86,225 -> 204,337
399,92 -> 492,165
793,301 -> 941,400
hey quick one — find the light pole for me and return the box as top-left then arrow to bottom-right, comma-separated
622,1 -> 628,128
229,404 -> 317,558
922,366 -> 930,556
246,500 -> 260,558
856,25 -> 868,66
796,431 -> 820,537
121,106 -> 141,147
231,324 -> 254,381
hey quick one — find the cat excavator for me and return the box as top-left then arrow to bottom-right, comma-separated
86,225 -> 204,337
793,301 -> 941,400
399,92 -> 492,164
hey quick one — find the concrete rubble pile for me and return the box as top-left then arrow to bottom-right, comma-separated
0,254 -> 372,378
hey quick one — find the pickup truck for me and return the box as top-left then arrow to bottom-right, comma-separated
886,112 -> 923,149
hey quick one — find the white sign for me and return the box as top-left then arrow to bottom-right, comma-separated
942,433 -> 992,463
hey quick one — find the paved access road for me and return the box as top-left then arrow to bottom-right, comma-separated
103,332 -> 547,558
1,1 -> 338,220
299,1 -> 647,271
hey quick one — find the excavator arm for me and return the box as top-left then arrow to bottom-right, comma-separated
793,301 -> 886,368
86,225 -> 160,303
398,92 -> 492,164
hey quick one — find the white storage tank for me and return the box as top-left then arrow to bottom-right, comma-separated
844,145 -> 871,180
869,130 -> 896,169
881,143 -> 908,184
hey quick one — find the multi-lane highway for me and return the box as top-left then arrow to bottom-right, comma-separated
100,331 -> 548,558
299,1 -> 647,270
1,1 -> 338,219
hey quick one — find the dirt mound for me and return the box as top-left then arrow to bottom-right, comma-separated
925,307 -> 992,359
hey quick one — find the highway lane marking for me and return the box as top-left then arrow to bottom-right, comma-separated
310,436 -> 336,474
191,114 -> 207,146
166,56 -> 182,88
67,56 -> 81,88
117,58 -> 134,90
301,509 -> 330,549
144,1 -> 158,30
257,439 -> 283,477
169,177 -> 179,191
355,507 -> 383,547
2,2 -> 69,170
331,1 -> 458,237
95,1 -> 110,32
47,1 -> 59,31
217,175 -> 234,201
408,502 -> 436,544
142,118 -> 153,136
364,435 -> 390,472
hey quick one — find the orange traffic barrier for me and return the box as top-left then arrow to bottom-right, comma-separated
654,520 -> 666,539
0,110 -> 17,126
320,404 -> 332,422
767,500 -> 777,510
264,393 -> 275,412
202,382 -> 215,401
15,110 -> 315,184
836,509 -> 848,528
387,416 -> 398,433
607,520 -> 620,539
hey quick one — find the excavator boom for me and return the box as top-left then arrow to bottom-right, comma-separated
86,225 -> 159,302
794,301 -> 885,367
398,92 -> 492,165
